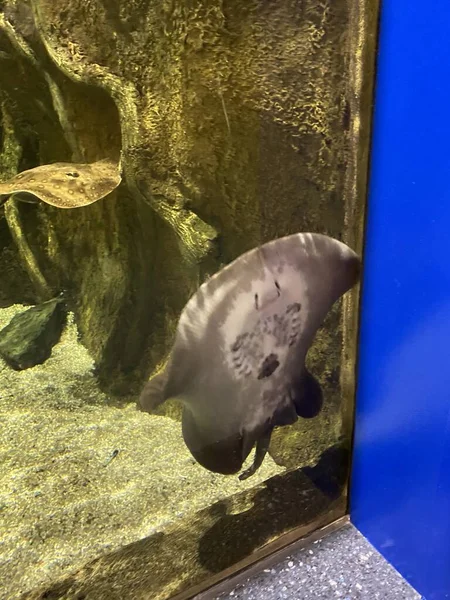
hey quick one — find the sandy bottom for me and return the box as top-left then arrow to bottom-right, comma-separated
0,305 -> 284,600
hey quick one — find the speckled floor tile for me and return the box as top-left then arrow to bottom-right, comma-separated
212,524 -> 421,600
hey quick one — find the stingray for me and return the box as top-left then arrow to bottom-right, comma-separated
139,232 -> 360,480
0,159 -> 121,208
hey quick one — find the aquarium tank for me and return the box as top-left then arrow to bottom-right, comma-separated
0,1 -> 378,598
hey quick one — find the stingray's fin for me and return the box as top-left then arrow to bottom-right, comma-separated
271,401 -> 298,427
291,369 -> 323,419
239,426 -> 273,480
138,370 -> 168,413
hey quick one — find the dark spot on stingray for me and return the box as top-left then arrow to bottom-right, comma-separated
286,302 -> 301,314
231,332 -> 248,352
257,353 -> 280,379
254,293 -> 259,309
275,280 -> 281,295
66,171 -> 80,178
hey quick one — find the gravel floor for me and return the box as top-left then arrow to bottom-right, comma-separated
0,306 -> 283,600
213,524 -> 421,600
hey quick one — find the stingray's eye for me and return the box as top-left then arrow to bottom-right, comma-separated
65,171 -> 80,178
254,293 -> 259,309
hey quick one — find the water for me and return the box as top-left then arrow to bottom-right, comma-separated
0,0 -> 369,598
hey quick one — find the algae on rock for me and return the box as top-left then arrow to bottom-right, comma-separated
0,296 -> 66,369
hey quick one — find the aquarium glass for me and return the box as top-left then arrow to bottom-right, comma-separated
0,1 -> 377,598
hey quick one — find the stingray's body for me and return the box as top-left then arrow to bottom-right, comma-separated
139,232 -> 359,479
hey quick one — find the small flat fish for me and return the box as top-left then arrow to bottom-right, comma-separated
139,232 -> 360,480
0,159 -> 121,208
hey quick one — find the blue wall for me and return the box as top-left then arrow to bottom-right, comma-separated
350,2 -> 450,599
